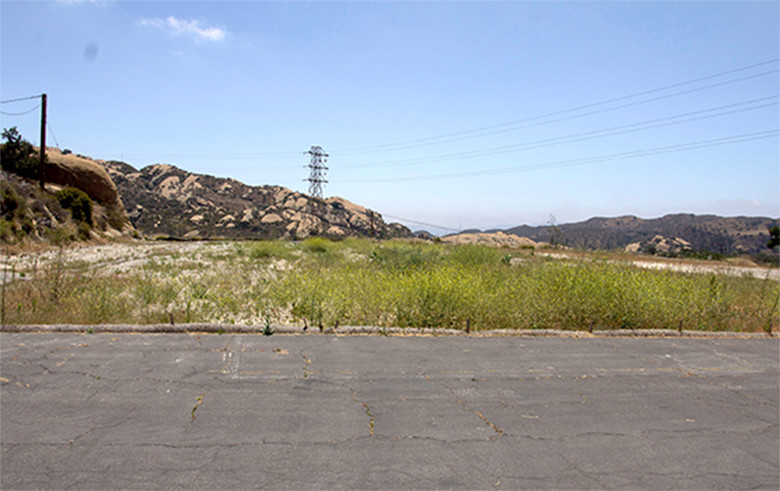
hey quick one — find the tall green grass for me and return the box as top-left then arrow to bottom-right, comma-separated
3,239 -> 778,332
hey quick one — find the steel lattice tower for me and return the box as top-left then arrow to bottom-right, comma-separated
305,145 -> 329,198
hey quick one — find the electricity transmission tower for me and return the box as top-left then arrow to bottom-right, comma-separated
305,145 -> 329,198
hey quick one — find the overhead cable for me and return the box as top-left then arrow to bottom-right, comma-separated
46,122 -> 60,148
340,130 -> 779,183
381,214 -> 460,233
333,69 -> 778,156
0,104 -> 41,117
0,94 -> 42,105
338,95 -> 779,169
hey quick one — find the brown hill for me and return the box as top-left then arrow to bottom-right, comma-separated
504,214 -> 779,255
99,161 -> 412,240
1,147 -> 133,244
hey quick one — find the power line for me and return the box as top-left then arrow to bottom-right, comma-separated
338,95 -> 778,169
333,70 -> 778,157
114,151 -> 302,160
22,59 -> 775,171
330,59 -> 779,155
0,104 -> 41,117
105,72 -> 777,170
46,122 -> 60,149
0,94 -> 42,104
340,130 -> 779,183
382,214 -> 460,233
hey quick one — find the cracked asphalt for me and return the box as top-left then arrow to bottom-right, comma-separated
1,333 -> 778,490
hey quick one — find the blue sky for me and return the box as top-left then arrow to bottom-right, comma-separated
1,1 -> 778,233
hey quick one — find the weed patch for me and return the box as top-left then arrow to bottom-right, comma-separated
2,239 -> 777,332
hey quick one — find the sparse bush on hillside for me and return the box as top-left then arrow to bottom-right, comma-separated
1,127 -> 38,179
1,179 -> 25,219
0,179 -> 34,242
106,203 -> 127,230
56,187 -> 93,226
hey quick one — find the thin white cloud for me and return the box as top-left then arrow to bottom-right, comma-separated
140,16 -> 226,43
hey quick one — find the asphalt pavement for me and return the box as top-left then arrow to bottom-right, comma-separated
1,333 -> 778,490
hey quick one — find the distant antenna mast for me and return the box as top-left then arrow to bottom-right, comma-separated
305,145 -> 328,198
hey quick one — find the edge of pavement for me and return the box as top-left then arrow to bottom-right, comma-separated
0,323 -> 774,338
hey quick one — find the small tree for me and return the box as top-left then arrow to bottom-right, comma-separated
1,127 -> 37,179
548,214 -> 564,249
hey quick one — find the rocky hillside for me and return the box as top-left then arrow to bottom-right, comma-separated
1,147 -> 134,244
504,214 -> 779,255
100,161 -> 412,240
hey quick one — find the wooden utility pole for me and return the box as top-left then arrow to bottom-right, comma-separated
38,93 -> 47,190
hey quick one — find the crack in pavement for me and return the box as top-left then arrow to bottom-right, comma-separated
295,337 -> 338,380
296,338 -> 332,380
351,391 -> 375,436
67,420 -> 127,446
188,390 -> 210,426
502,423 -> 780,444
559,452 -> 608,488
416,371 -> 505,440
300,351 -> 312,379
445,386 -> 504,438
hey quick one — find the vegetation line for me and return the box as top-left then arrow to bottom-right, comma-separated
2,238 -> 777,334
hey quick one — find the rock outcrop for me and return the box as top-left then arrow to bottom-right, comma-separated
43,148 -> 125,212
37,148 -> 133,237
625,235 -> 692,255
442,231 -> 543,248
100,161 -> 413,240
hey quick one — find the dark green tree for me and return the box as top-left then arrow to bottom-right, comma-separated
1,127 -> 38,179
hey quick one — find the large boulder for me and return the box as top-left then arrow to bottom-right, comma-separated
40,148 -> 132,233
43,148 -> 123,209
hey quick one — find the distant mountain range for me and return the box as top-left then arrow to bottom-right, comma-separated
495,214 -> 778,255
12,147 -> 775,255
101,156 -> 776,254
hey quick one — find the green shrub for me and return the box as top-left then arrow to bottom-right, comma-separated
0,180 -> 33,242
106,205 -> 127,230
1,127 -> 38,179
77,221 -> 91,240
1,181 -> 24,219
369,241 -> 445,269
56,187 -> 93,225
0,219 -> 18,242
302,236 -> 331,254
249,240 -> 291,260
449,244 -> 505,267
